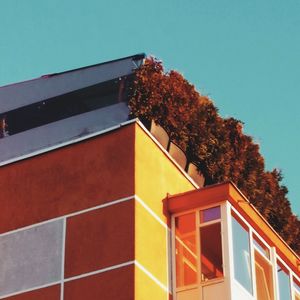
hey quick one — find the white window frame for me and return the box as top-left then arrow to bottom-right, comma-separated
171,201 -> 300,300
231,204 -> 300,300
171,202 -> 225,297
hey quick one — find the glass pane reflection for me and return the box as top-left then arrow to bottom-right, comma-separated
175,213 -> 197,287
253,234 -> 270,259
200,223 -> 223,281
277,261 -> 291,300
255,250 -> 274,300
231,215 -> 253,295
200,206 -> 221,223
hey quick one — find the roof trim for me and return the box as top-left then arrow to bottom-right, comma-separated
0,53 -> 146,89
42,53 -> 146,77
0,54 -> 146,114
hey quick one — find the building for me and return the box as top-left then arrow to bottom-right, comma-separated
0,55 -> 299,300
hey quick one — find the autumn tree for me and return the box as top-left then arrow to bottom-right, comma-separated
128,57 -> 300,254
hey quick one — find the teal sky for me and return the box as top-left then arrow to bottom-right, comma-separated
0,0 -> 299,216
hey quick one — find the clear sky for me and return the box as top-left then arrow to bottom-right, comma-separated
0,0 -> 299,216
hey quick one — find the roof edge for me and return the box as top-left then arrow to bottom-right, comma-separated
0,53 -> 146,90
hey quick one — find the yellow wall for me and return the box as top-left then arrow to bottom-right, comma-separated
134,122 -> 196,299
135,123 -> 195,221
134,265 -> 169,300
135,200 -> 168,286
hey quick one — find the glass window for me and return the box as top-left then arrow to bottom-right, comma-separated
200,222 -> 223,281
277,261 -> 291,300
253,234 -> 270,259
231,214 -> 253,294
175,213 -> 197,287
4,78 -> 126,136
294,277 -> 300,300
255,250 -> 274,300
200,206 -> 221,223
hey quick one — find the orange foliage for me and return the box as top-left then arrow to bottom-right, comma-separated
128,57 -> 300,254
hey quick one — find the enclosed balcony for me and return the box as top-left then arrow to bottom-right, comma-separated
166,182 -> 300,300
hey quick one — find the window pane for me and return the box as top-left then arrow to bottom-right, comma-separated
253,234 -> 270,259
175,213 -> 197,287
295,278 -> 300,300
231,215 -> 253,294
5,79 -> 123,136
277,261 -> 291,300
200,206 -> 221,223
294,277 -> 300,294
200,222 -> 223,281
255,250 -> 274,300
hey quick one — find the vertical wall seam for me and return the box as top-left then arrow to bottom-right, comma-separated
60,217 -> 66,300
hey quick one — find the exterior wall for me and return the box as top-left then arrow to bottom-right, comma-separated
0,124 -> 135,233
0,122 -> 198,299
64,264 -> 134,300
135,200 -> 168,288
134,123 -> 196,300
64,200 -> 135,278
0,197 -> 136,299
0,125 -> 136,299
2,121 -> 298,299
0,220 -> 63,297
4,285 -> 61,300
135,123 -> 195,222
135,265 -> 168,300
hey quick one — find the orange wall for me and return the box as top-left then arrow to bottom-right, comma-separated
0,122 -> 199,299
4,285 -> 60,300
64,265 -> 134,300
65,200 -> 134,278
0,125 -> 135,233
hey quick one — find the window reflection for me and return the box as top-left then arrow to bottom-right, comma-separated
175,213 -> 197,287
255,250 -> 274,300
294,277 -> 300,300
231,214 -> 253,294
200,223 -> 223,281
200,206 -> 221,223
277,261 -> 291,300
253,234 -> 270,259
3,77 -> 127,136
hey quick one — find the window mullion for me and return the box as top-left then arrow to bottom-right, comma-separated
250,228 -> 257,299
196,209 -> 201,286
